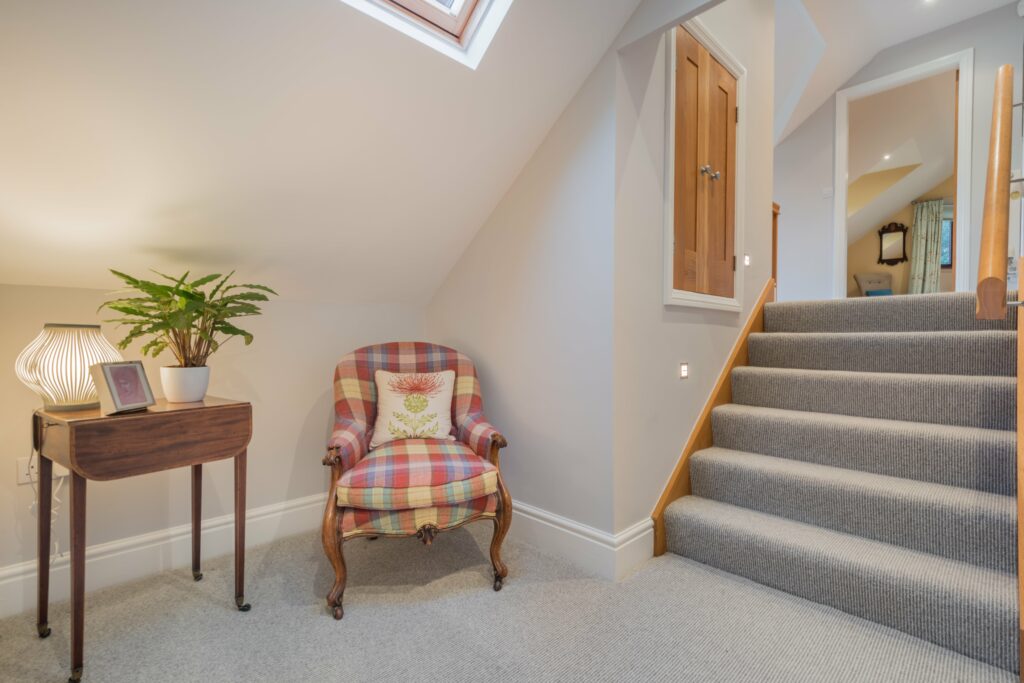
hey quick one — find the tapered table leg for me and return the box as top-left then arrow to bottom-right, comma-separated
37,455 -> 52,639
70,472 -> 86,682
234,450 -> 250,611
191,464 -> 202,581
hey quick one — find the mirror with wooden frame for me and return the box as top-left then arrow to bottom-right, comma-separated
877,222 -> 908,265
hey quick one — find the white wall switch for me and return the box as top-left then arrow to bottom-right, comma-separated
16,456 -> 69,485
743,254 -> 751,266
679,363 -> 689,379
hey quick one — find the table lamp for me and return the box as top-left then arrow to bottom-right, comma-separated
15,324 -> 123,410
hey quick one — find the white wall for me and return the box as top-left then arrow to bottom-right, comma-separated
612,0 -> 775,530
425,0 -> 772,577
424,56 -> 619,533
0,283 -> 420,610
774,3 -> 1023,301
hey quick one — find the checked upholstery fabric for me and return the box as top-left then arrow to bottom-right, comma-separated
330,342 -> 504,539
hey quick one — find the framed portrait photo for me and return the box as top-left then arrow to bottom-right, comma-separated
90,361 -> 156,415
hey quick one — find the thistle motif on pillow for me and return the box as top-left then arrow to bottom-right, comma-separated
370,369 -> 456,449
387,373 -> 444,439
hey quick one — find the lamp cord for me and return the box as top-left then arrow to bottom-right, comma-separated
29,423 -> 64,566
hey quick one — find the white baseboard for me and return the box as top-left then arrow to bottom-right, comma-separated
0,493 -> 652,620
510,500 -> 653,581
0,492 -> 327,620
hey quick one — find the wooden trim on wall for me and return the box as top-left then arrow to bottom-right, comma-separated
651,277 -> 776,556
772,202 -> 780,285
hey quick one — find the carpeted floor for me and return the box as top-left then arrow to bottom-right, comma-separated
0,526 -> 1014,682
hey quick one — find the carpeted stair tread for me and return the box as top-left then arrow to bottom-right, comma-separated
689,447 -> 1015,571
731,366 -> 1015,430
764,291 -> 1018,333
664,496 -> 1017,672
711,404 -> 1015,494
747,330 -> 1015,376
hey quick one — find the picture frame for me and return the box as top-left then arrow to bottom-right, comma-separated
89,361 -> 156,415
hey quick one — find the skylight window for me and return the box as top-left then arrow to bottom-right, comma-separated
339,0 -> 513,70
389,0 -> 477,39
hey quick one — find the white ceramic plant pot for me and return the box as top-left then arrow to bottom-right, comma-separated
160,366 -> 211,403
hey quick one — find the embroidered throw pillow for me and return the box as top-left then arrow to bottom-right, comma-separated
369,370 -> 456,449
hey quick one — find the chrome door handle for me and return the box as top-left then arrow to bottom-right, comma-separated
700,165 -> 721,181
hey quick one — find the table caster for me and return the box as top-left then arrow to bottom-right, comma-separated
236,596 -> 251,612
37,623 -> 51,638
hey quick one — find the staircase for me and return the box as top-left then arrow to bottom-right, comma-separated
663,291 -> 1019,673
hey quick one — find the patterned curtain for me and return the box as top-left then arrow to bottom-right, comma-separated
907,199 -> 944,294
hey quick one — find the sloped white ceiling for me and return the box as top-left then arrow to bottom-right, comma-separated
0,0 -> 641,302
776,0 -> 1014,144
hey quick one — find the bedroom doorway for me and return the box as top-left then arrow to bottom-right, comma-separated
832,50 -> 974,298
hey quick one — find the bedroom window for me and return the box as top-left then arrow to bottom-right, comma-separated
940,218 -> 953,268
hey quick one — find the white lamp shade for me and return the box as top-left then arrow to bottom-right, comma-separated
15,324 -> 124,410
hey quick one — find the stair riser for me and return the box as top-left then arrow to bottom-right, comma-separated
712,407 -> 1015,495
748,332 -> 1015,376
764,292 -> 1018,333
690,453 -> 1015,572
731,368 -> 1016,431
665,505 -> 1017,672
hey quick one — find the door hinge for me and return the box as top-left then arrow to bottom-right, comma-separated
735,106 -> 739,123
732,255 -> 736,271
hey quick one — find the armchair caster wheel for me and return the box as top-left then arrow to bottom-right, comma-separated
69,667 -> 83,682
332,605 -> 344,620
192,571 -> 203,582
493,576 -> 504,592
37,623 -> 51,638
235,597 -> 251,612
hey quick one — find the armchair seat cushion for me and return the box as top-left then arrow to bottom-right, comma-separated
340,493 -> 498,538
336,439 -> 498,510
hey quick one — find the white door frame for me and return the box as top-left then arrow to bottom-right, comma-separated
832,49 -> 974,298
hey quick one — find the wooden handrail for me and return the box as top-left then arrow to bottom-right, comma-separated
976,64 -> 1014,320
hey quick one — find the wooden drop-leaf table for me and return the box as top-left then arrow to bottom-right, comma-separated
32,396 -> 253,683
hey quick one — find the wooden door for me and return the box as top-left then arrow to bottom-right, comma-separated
673,28 -> 737,298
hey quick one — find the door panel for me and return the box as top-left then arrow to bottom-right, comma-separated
673,27 -> 737,299
673,29 -> 702,292
705,56 -> 736,298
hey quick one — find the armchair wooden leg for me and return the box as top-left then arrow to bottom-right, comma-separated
489,474 -> 512,591
321,487 -> 347,620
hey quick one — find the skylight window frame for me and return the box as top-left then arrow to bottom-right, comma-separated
387,0 -> 479,41
338,0 -> 513,70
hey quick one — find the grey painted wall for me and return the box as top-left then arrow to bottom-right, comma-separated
424,55 -> 619,531
612,0 -> 775,530
425,0 -> 774,536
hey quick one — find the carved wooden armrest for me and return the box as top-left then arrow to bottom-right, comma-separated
488,434 -> 508,468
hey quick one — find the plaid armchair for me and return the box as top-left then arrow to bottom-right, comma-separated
321,342 -> 511,619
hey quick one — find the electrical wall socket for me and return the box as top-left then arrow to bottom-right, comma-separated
16,456 -> 69,485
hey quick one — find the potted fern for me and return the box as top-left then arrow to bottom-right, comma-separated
101,270 -> 276,402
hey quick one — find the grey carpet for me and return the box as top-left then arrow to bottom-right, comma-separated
748,331 -> 1016,376
0,527 -> 1015,682
712,404 -> 1016,494
731,367 -> 1015,430
668,292 -> 1019,673
665,497 -> 1017,673
765,291 -> 1018,333
690,447 -> 1015,571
